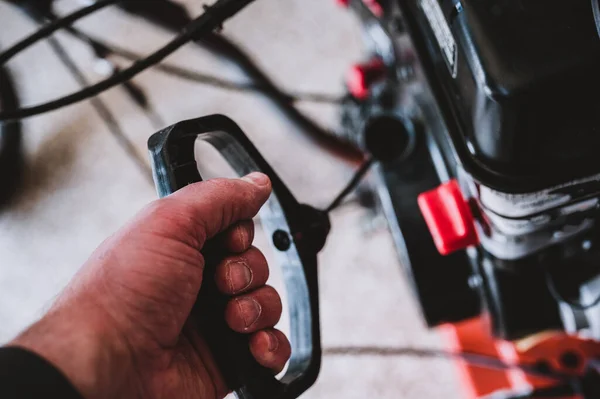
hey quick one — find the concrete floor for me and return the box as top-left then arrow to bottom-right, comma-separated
0,0 -> 462,397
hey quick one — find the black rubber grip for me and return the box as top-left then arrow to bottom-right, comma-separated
147,115 -> 326,399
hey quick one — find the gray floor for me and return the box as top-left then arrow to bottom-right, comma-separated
0,0 -> 461,397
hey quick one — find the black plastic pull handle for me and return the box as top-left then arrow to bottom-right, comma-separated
147,115 -> 328,399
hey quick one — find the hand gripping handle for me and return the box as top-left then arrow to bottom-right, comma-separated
147,115 -> 328,399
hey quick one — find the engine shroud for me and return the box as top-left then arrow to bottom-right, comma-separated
400,0 -> 600,192
353,0 -> 600,340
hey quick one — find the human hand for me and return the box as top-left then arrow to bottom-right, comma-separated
10,173 -> 291,399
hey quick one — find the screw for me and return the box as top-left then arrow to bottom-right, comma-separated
468,275 -> 483,290
272,230 -> 291,251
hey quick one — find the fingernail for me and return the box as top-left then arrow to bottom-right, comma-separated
242,172 -> 270,187
227,261 -> 253,293
266,331 -> 279,352
236,297 -> 262,328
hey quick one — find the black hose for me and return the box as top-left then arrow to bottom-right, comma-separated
0,0 -> 256,121
117,1 -> 365,164
197,33 -> 365,163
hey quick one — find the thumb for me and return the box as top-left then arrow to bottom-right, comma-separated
141,172 -> 272,249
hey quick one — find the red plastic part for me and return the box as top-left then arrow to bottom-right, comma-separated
335,0 -> 382,15
363,0 -> 383,16
441,317 -> 598,399
418,179 -> 478,255
346,59 -> 385,99
440,318 -> 513,399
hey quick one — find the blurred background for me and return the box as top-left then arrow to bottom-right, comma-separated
0,0 -> 461,397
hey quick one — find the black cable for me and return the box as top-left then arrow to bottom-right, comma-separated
14,4 -> 167,134
4,0 -> 361,162
544,267 -> 600,311
0,0 -> 256,121
115,1 -> 364,163
325,157 -> 375,213
30,9 -> 167,131
197,33 -> 364,163
322,346 -> 570,381
0,0 -> 118,66
45,35 -> 153,184
325,347 -> 600,398
64,26 -> 343,105
0,62 -> 24,207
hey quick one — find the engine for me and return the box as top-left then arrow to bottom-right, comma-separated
340,0 -> 600,342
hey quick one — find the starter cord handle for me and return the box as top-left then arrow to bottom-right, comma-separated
147,115 -> 328,399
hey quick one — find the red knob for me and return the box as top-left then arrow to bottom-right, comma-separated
364,0 -> 383,16
418,179 -> 479,255
335,0 -> 382,14
346,59 -> 386,99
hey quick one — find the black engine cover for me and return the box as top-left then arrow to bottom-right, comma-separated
401,0 -> 600,191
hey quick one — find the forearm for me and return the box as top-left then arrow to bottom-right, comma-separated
9,299 -> 132,399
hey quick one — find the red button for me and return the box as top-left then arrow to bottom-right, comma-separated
364,0 -> 383,15
418,179 -> 479,255
335,0 -> 382,14
347,59 -> 385,99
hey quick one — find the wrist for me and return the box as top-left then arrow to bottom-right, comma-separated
10,299 -> 133,399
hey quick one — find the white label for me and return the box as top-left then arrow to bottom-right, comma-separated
420,0 -> 458,77
480,173 -> 600,218
485,212 -> 551,236
480,189 -> 571,219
